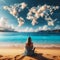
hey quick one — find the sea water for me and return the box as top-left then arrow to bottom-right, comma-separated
0,32 -> 60,45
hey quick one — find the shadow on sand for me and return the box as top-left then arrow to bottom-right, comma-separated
14,53 -> 53,60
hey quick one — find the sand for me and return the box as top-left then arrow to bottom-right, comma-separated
0,47 -> 60,60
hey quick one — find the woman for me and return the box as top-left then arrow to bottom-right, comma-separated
24,37 -> 35,56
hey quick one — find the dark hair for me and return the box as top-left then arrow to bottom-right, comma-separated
27,37 -> 32,45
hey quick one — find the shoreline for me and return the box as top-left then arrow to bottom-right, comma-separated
0,43 -> 60,49
0,43 -> 60,60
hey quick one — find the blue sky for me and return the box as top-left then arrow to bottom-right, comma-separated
0,0 -> 60,32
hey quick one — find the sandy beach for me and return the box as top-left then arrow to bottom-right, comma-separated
0,45 -> 60,60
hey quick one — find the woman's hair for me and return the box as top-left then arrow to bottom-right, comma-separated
26,37 -> 32,45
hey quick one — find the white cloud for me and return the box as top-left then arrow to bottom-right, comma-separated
41,25 -> 50,30
3,2 -> 27,26
3,3 -> 59,26
54,25 -> 60,29
3,2 -> 27,17
0,17 -> 8,28
31,18 -> 38,26
20,2 -> 27,9
37,25 -> 50,31
48,21 -> 54,26
47,19 -> 57,26
27,4 -> 59,26
0,17 -> 15,31
15,27 -> 34,32
15,25 -> 50,32
17,17 -> 24,26
0,17 -> 50,32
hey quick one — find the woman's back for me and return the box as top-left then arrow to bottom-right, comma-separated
26,42 -> 33,50
24,37 -> 35,56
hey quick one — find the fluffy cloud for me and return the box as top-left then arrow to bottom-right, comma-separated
48,21 -> 54,26
15,27 -> 34,32
0,17 -> 15,31
54,25 -> 60,29
35,25 -> 50,32
3,2 -> 27,17
27,4 -> 59,26
48,19 -> 57,26
20,2 -> 27,9
3,2 -> 27,26
0,17 -> 8,28
15,25 -> 50,32
17,17 -> 24,26
40,25 -> 50,30
3,3 -> 59,26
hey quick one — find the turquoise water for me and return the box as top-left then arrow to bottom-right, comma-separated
0,32 -> 60,44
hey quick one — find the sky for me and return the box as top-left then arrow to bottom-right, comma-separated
0,0 -> 60,32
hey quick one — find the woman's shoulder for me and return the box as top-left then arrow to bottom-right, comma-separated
26,43 -> 28,46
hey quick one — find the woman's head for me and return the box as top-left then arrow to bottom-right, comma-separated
27,37 -> 32,44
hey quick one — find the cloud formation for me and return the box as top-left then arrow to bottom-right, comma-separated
3,2 -> 27,26
3,3 -> 59,26
27,4 -> 59,26
15,25 -> 50,32
0,17 -> 15,31
3,2 -> 27,17
0,17 -> 59,32
54,25 -> 60,29
17,17 -> 24,26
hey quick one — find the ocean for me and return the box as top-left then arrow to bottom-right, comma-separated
0,32 -> 60,45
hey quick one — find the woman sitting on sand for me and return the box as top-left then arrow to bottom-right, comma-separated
24,37 -> 35,56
